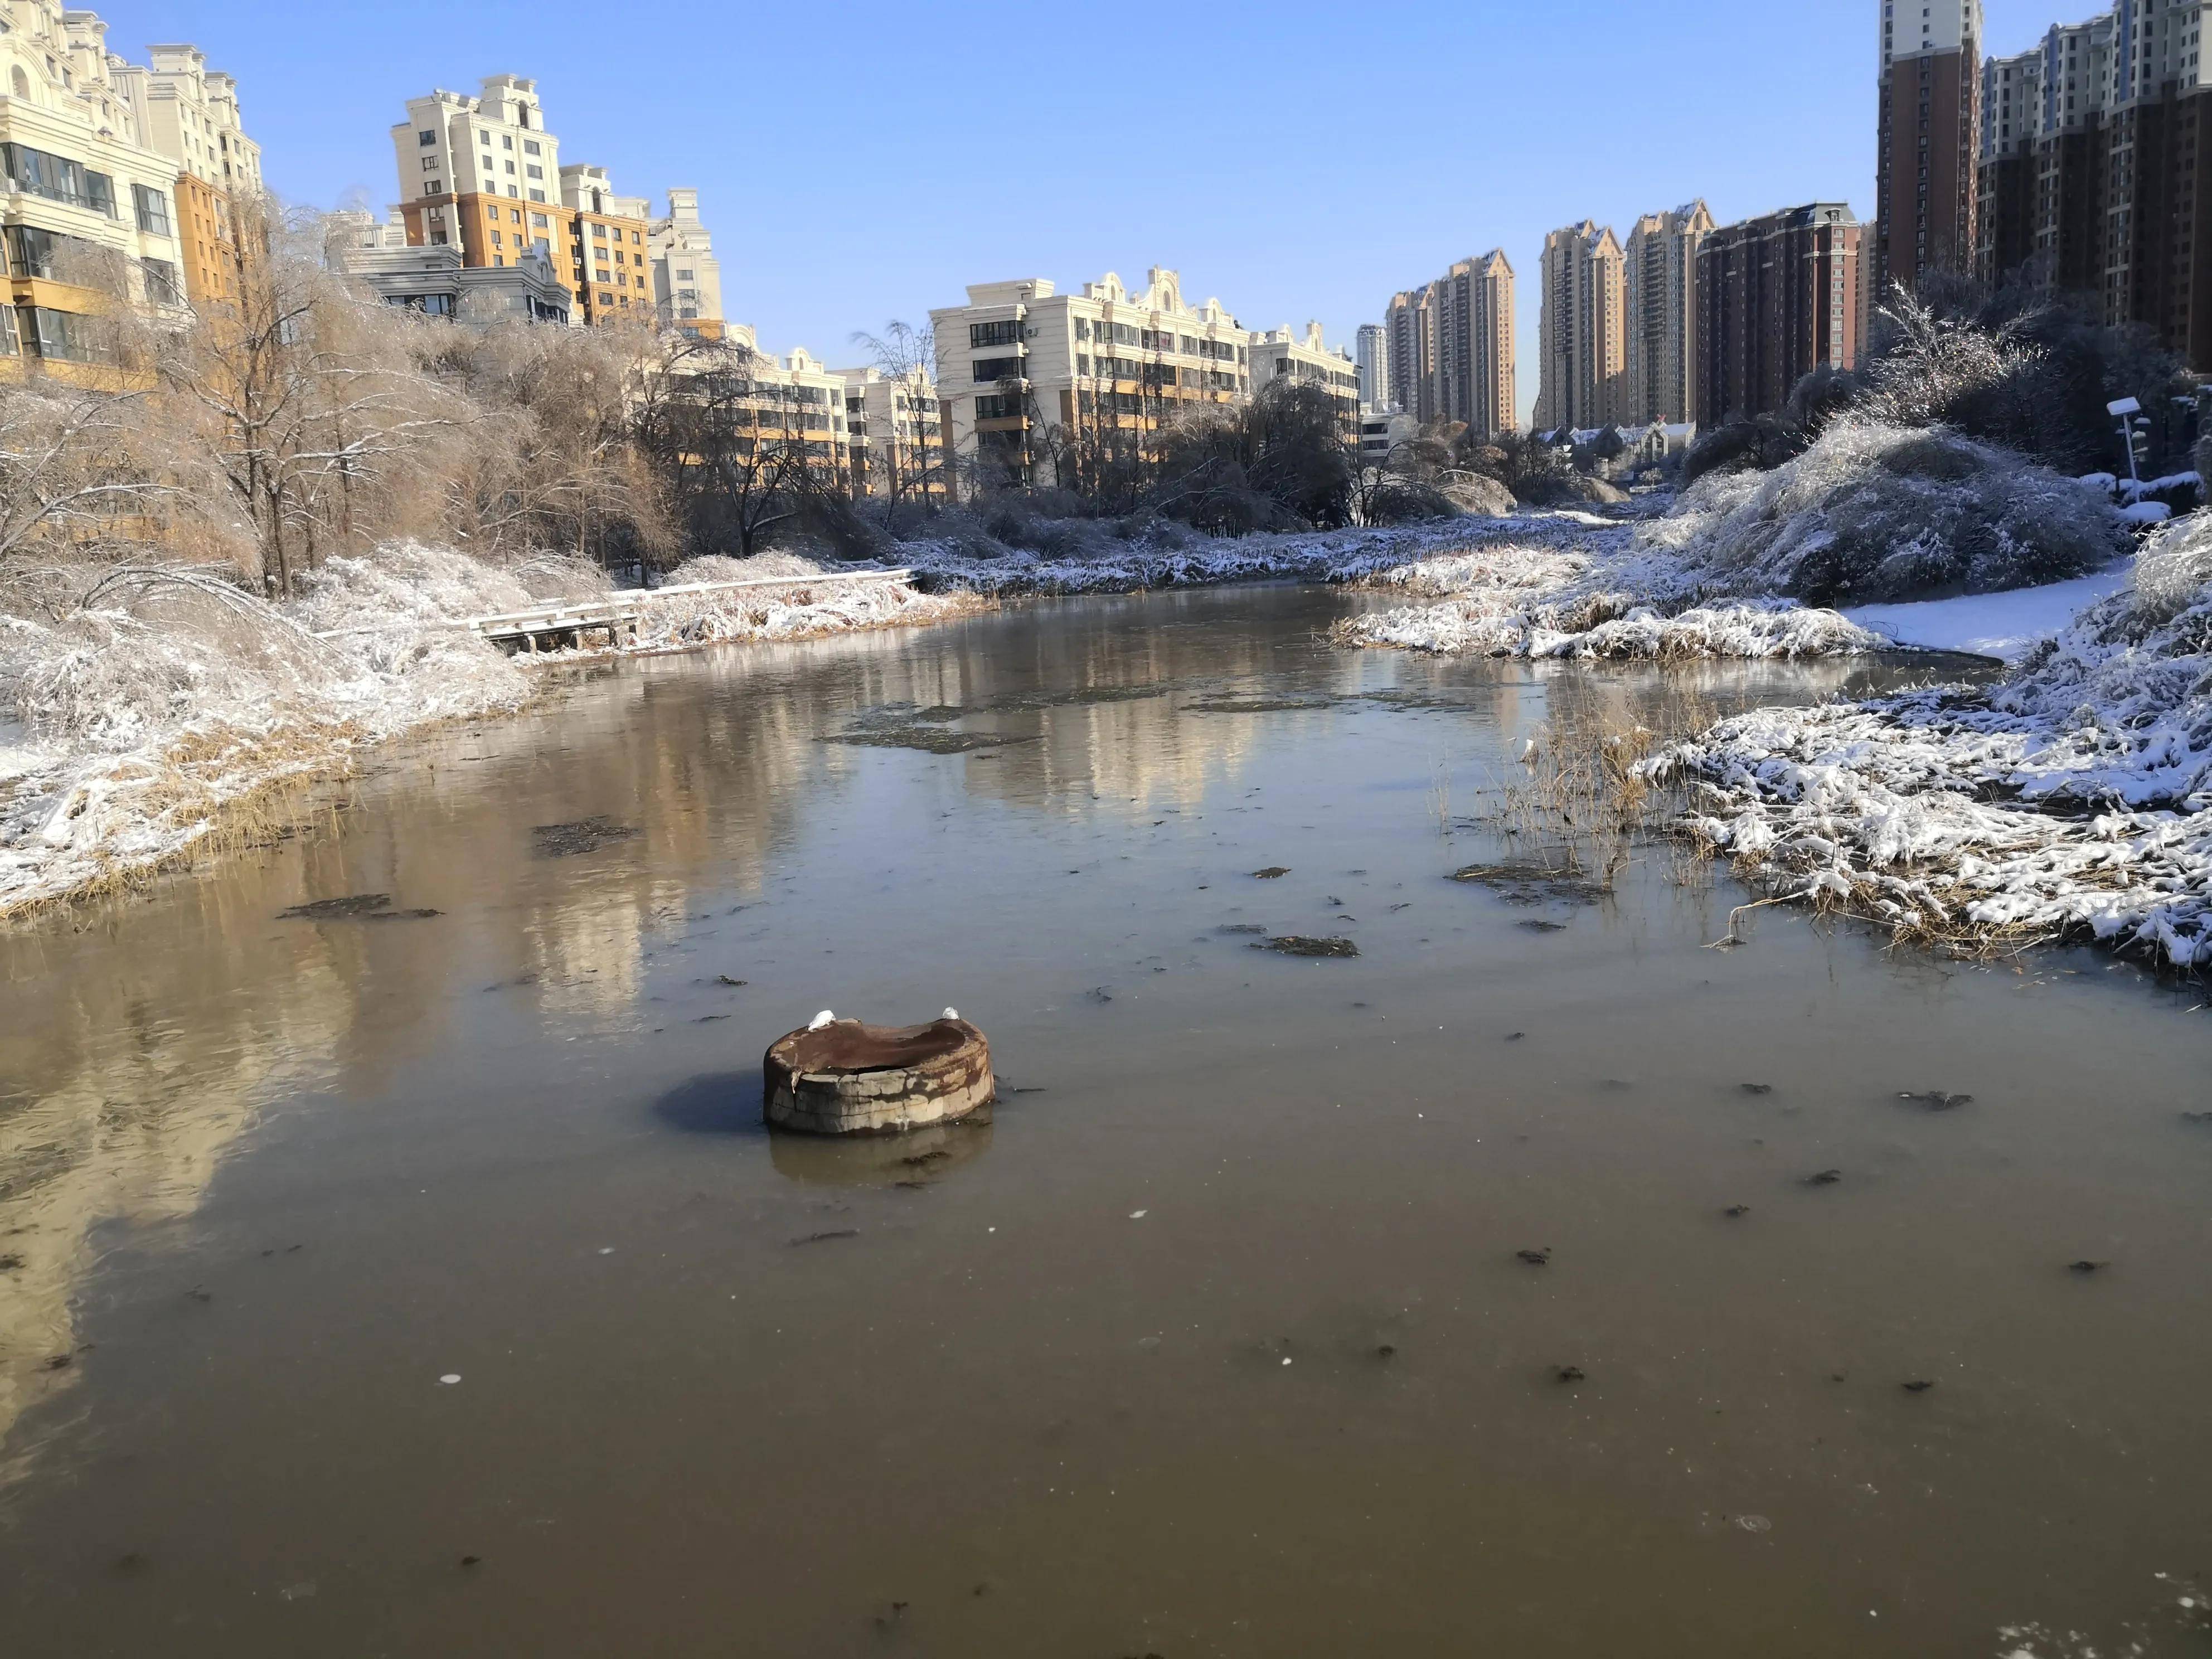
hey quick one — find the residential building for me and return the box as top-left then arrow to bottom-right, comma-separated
1358,406 -> 1417,459
1535,221 -> 1625,433
390,75 -> 656,329
1874,0 -> 1983,298
650,188 -> 723,339
560,163 -> 651,326
1621,201 -> 1713,426
1382,284 -> 1434,422
928,267 -> 1251,484
0,2 -> 191,383
1697,203 -> 1864,422
1251,322 -> 1362,435
837,365 -> 945,500
1974,1 -> 2212,369
332,210 -> 571,325
1381,251 -> 1516,438
1355,321 -> 1388,409
391,76 -> 566,274
109,43 -> 260,309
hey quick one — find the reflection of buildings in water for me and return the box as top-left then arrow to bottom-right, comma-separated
0,928 -> 358,1463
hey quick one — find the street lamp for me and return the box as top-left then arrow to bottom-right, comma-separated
2108,396 -> 2145,486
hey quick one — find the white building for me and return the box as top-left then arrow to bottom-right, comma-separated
650,188 -> 723,338
1358,407 -> 1417,459
1355,321 -> 1388,410
1250,321 -> 1362,434
333,210 -> 571,325
837,366 -> 945,499
0,2 -> 191,377
108,42 -> 261,310
929,266 -> 1251,483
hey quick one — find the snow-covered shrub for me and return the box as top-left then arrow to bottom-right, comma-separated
1647,507 -> 2212,967
1642,418 -> 2126,606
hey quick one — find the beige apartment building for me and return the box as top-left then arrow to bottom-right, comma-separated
0,2 -> 194,384
1621,201 -> 1711,426
1250,322 -> 1362,435
391,75 -> 660,329
929,266 -> 1252,483
110,43 -> 260,309
650,188 -> 723,339
838,366 -> 945,500
1384,251 -> 1516,439
559,163 -> 651,327
1535,220 -> 1626,433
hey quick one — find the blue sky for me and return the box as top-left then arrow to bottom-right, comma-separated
91,0 -> 2068,423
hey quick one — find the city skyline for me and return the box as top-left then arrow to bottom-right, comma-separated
70,0 -> 2091,425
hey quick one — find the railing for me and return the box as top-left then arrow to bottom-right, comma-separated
312,568 -> 915,642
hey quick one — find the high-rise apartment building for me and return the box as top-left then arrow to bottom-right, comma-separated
109,44 -> 261,309
0,3 -> 192,381
1355,321 -> 1388,409
390,76 -> 658,328
1381,252 -> 1516,437
928,268 -> 1253,483
1621,201 -> 1713,426
559,164 -> 651,326
1874,0 -> 1983,298
1535,221 -> 1624,433
1976,1 -> 2212,368
650,189 -> 724,339
1697,203 -> 1864,423
1383,285 -> 1433,423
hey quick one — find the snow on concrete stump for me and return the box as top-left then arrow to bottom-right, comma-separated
763,1016 -> 995,1135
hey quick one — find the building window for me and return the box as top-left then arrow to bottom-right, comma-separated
422,156 -> 440,171
526,165 -> 542,180
531,212 -> 550,229
132,183 -> 172,237
142,257 -> 182,305
418,129 -> 437,146
970,319 -> 1022,347
502,134 -> 514,149
528,189 -> 545,203
18,305 -> 100,362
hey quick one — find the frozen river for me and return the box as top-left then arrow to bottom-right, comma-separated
3,583 -> 2208,1657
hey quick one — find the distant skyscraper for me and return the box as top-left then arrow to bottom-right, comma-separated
1356,322 -> 1389,409
1621,202 -> 1713,426
1535,221 -> 1624,433
1874,0 -> 1983,300
1382,253 -> 1515,437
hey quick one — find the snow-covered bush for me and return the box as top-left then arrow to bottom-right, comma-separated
1641,418 -> 2127,606
1647,507 -> 2212,967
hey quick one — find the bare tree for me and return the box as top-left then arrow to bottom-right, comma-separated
633,333 -> 848,560
159,197 -> 460,597
848,320 -> 948,532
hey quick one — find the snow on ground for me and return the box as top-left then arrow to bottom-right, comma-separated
1645,515 -> 2212,970
1324,510 -> 1886,660
1841,560 -> 2137,662
887,511 -> 1614,596
0,545 -> 964,916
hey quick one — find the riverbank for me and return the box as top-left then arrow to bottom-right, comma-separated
0,546 -> 977,919
1642,517 -> 2212,972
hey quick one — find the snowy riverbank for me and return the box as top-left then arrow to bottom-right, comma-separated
0,546 -> 971,917
1645,519 -> 2212,971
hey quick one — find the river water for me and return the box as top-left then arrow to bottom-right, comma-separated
3,584 -> 2209,1658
